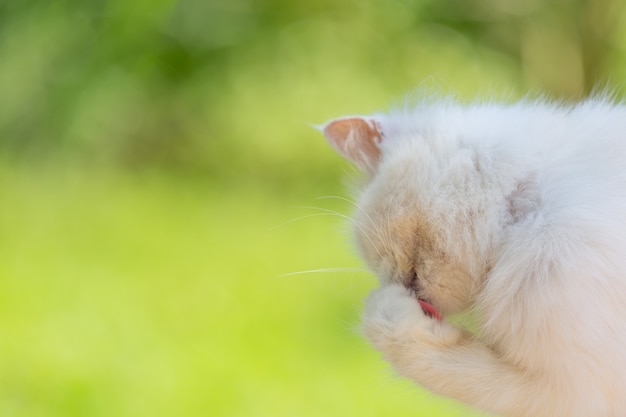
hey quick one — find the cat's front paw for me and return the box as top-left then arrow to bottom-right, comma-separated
364,284 -> 427,327
363,284 -> 460,353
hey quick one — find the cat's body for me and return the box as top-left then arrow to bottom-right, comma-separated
320,98 -> 626,416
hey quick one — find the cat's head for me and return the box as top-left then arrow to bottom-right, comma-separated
321,114 -> 488,315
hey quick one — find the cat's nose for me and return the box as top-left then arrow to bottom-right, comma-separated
404,269 -> 421,292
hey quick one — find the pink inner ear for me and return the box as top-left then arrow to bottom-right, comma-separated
322,117 -> 383,172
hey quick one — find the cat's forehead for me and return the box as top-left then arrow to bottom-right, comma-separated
357,181 -> 439,246
359,153 -> 425,212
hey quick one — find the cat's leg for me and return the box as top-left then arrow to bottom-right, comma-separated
363,284 -> 559,417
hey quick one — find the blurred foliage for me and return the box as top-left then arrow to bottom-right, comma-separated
0,164 -> 485,417
1,0 -> 624,186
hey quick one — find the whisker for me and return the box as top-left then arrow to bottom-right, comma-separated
285,203 -> 388,272
276,267 -> 369,278
317,196 -> 378,230
294,205 -> 378,238
315,195 -> 358,207
294,205 -> 355,223
308,200 -> 389,262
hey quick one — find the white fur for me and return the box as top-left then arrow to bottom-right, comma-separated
324,98 -> 626,416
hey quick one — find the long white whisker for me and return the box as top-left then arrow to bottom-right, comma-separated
316,195 -> 359,207
276,267 -> 369,278
290,203 -> 387,269
312,199 -> 388,262
294,206 -> 355,223
295,205 -> 380,239
316,195 -> 386,242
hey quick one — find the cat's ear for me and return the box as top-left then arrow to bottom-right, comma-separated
320,116 -> 385,173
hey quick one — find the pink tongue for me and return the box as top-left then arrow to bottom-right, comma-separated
418,299 -> 443,321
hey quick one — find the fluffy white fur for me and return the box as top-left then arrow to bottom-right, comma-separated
321,98 -> 626,416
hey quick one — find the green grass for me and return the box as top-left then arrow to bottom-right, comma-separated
0,164 -> 483,417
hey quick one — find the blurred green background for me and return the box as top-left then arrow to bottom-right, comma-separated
2,1 -> 626,416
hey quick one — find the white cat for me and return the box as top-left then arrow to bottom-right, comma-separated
320,98 -> 626,417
